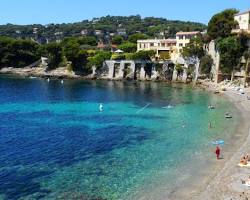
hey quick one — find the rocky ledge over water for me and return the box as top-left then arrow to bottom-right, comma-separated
0,66 -> 168,82
0,67 -> 93,79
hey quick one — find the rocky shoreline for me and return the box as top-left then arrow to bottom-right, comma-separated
0,66 -> 180,82
0,67 -> 89,79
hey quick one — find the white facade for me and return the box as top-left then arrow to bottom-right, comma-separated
137,38 -> 177,60
81,29 -> 88,35
137,31 -> 200,62
234,10 -> 250,31
176,31 -> 200,53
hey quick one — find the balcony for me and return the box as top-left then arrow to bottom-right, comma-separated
232,28 -> 250,34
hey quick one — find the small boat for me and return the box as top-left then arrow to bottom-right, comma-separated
61,80 -> 64,84
29,76 -> 37,79
47,78 -> 50,82
225,113 -> 232,119
162,105 -> 173,109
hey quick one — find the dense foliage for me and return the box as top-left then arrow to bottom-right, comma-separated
111,35 -> 123,45
118,42 -> 137,53
206,9 -> 250,79
87,51 -> 112,70
128,33 -> 148,43
200,55 -> 213,75
0,15 -> 206,44
0,36 -> 40,68
217,36 -> 244,74
207,9 -> 238,40
182,35 -> 204,60
62,39 -> 89,72
40,42 -> 63,70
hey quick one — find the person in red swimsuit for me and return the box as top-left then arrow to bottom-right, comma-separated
215,146 -> 221,160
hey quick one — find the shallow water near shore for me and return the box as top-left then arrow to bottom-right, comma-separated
0,76 -> 240,200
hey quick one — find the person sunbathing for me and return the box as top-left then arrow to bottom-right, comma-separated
240,156 -> 248,165
246,154 -> 250,162
242,177 -> 250,186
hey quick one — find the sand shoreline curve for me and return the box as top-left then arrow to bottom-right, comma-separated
195,83 -> 250,200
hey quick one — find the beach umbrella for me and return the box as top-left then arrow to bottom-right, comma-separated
115,49 -> 124,53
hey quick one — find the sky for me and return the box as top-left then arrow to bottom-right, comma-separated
0,0 -> 249,25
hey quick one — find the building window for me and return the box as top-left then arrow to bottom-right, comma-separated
179,43 -> 183,47
179,35 -> 184,39
150,43 -> 154,47
139,44 -> 142,48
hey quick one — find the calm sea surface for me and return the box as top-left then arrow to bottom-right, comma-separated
0,76 -> 239,200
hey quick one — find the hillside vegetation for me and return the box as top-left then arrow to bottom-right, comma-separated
0,15 -> 206,43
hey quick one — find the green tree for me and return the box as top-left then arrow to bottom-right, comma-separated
207,9 -> 238,40
0,37 -> 40,68
63,40 -> 89,72
111,35 -> 123,45
87,51 -> 111,70
200,55 -> 213,75
43,42 -> 63,70
118,42 -> 137,53
62,36 -> 97,47
111,53 -> 125,60
217,36 -> 244,79
175,63 -> 184,78
128,33 -> 148,43
182,35 -> 204,59
182,35 -> 205,81
130,50 -> 154,60
77,36 -> 97,46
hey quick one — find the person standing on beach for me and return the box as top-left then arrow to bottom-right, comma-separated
215,146 -> 221,160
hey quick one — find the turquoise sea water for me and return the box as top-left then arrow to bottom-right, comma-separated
0,76 -> 239,200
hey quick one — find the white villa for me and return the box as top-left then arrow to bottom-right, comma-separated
232,10 -> 250,34
137,38 -> 177,60
176,31 -> 200,53
137,31 -> 200,61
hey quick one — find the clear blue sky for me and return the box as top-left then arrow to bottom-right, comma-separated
1,0 -> 249,25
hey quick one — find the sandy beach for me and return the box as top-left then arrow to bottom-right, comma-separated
196,84 -> 250,200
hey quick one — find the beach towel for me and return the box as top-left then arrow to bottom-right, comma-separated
238,162 -> 250,168
242,181 -> 250,187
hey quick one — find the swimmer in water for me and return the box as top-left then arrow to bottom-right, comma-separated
209,121 -> 212,128
99,103 -> 103,112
